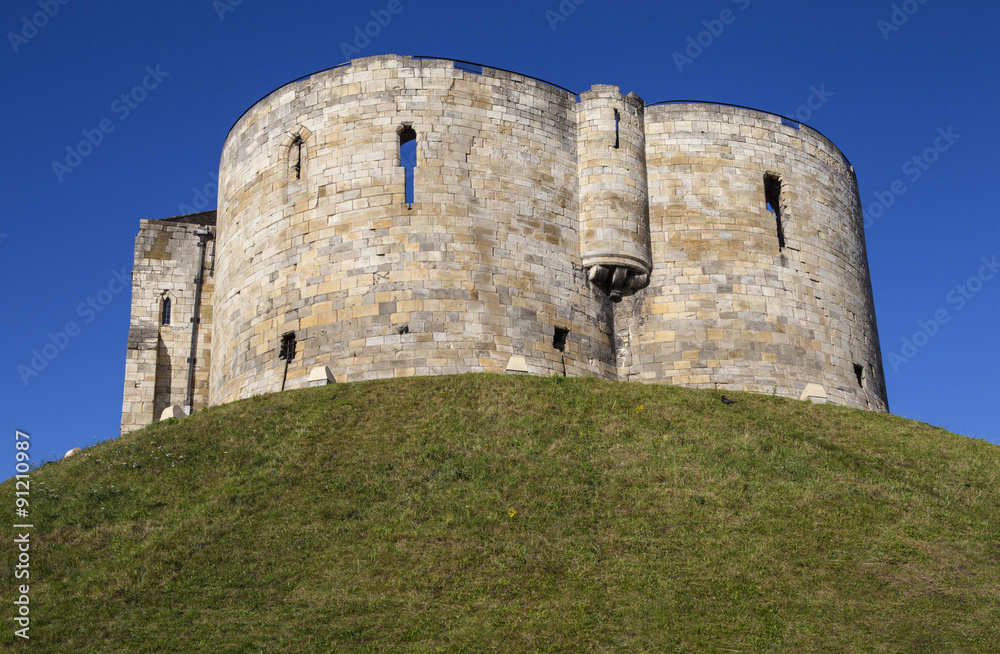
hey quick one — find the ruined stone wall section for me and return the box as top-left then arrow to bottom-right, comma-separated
212,56 -> 616,407
616,104 -> 887,411
121,216 -> 215,432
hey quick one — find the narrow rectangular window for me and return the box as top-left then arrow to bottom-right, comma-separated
764,174 -> 785,250
161,298 -> 171,325
613,109 -> 620,149
854,363 -> 865,388
399,126 -> 417,206
290,136 -> 303,180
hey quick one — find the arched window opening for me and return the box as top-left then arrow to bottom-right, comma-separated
764,174 -> 785,250
161,297 -> 171,326
399,126 -> 417,206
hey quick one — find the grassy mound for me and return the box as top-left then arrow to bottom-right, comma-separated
3,374 -> 998,652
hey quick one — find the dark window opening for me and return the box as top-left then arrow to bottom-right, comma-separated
161,297 -> 171,325
553,327 -> 569,352
854,363 -> 865,388
399,126 -> 417,206
290,136 -> 303,180
613,109 -> 620,149
279,332 -> 297,361
764,174 -> 785,250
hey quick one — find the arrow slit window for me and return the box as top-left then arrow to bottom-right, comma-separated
399,125 -> 417,206
289,136 -> 304,180
764,174 -> 786,250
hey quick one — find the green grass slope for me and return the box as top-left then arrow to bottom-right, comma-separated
3,374 -> 999,652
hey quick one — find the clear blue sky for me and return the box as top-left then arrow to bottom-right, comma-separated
2,0 -> 998,472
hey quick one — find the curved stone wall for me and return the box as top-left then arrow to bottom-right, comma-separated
615,103 -> 887,410
209,55 -> 887,412
212,56 -> 615,406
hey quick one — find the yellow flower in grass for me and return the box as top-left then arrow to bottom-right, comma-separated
508,508 -> 516,518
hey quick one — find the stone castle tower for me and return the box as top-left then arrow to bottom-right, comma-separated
120,55 -> 887,432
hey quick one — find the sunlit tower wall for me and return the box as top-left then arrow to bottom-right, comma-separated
211,55 -> 618,406
577,85 -> 652,303
614,103 -> 888,411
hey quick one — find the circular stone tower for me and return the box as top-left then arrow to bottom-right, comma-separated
211,56 -> 615,406
577,85 -> 652,302
208,55 -> 887,412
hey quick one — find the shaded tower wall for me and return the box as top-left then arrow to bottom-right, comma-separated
615,104 -> 887,411
211,56 -> 617,406
121,213 -> 215,433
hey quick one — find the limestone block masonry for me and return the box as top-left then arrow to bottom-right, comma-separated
121,212 -> 215,432
121,55 -> 888,432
